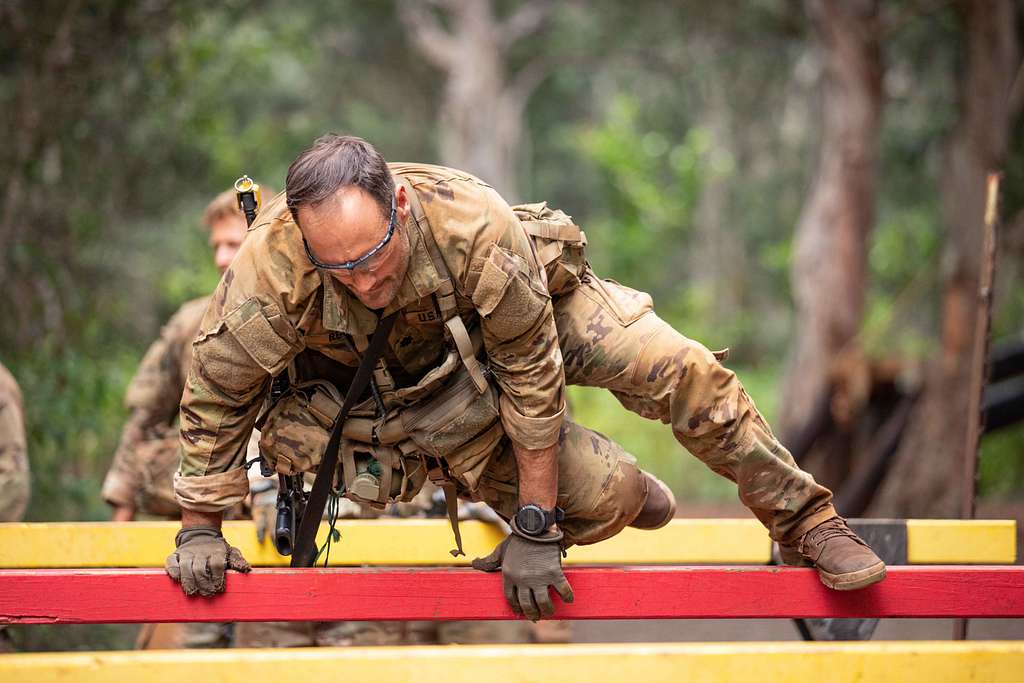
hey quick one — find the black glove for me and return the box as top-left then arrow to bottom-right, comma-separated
165,526 -> 251,596
471,527 -> 573,620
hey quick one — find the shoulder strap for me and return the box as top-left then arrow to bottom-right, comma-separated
519,220 -> 582,242
400,178 -> 488,394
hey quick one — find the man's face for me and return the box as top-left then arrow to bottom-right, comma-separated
298,185 -> 411,310
209,214 -> 247,274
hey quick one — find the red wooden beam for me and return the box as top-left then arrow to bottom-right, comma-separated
1,566 -> 1022,625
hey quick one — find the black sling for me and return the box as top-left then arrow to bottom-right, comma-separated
290,311 -> 398,567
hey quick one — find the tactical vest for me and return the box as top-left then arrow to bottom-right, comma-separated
256,183 -> 586,514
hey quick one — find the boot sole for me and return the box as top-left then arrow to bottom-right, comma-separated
817,561 -> 887,591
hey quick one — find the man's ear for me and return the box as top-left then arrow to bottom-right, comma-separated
395,184 -> 410,224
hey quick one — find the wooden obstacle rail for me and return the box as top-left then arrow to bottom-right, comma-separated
4,642 -> 1024,683
2,566 -> 1023,624
0,518 -> 1015,567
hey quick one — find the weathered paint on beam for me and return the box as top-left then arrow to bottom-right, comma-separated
2,566 -> 1023,624
4,642 -> 1024,683
0,518 -> 1013,568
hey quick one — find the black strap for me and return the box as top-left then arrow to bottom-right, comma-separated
290,311 -> 398,567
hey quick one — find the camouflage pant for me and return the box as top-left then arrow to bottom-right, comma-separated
0,468 -> 29,522
136,622 -> 232,649
233,620 -> 556,647
479,268 -> 834,545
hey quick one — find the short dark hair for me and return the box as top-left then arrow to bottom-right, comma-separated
285,134 -> 394,224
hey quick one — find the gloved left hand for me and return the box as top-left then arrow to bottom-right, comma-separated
471,529 -> 573,620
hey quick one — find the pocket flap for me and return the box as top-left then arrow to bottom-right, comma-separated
224,298 -> 297,374
471,249 -> 515,317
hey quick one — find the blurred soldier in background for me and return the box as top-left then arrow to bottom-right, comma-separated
0,361 -> 31,653
0,362 -> 30,523
102,188 -> 260,648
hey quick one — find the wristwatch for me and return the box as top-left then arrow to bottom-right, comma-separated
514,504 -> 565,537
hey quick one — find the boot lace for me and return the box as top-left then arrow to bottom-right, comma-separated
800,517 -> 868,553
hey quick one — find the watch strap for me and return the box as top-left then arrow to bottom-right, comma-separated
509,516 -> 564,543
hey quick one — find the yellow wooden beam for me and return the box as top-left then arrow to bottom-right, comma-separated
907,519 -> 1018,564
0,519 -> 770,568
4,642 -> 1024,683
0,518 -> 1013,568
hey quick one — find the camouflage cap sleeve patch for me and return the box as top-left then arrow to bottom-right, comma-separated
223,298 -> 300,375
470,246 -> 515,317
471,246 -> 551,342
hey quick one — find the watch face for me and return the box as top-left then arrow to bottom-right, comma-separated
517,505 -> 547,535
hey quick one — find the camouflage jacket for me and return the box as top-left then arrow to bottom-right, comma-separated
175,164 -> 566,512
0,361 -> 31,521
102,296 -> 210,512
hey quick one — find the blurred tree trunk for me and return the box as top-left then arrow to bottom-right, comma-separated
398,0 -> 554,200
0,1 -> 182,348
871,0 -> 1019,517
690,71 -> 747,332
777,0 -> 883,489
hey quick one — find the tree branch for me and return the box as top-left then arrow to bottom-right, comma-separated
397,0 -> 457,70
1007,59 -> 1024,121
508,55 -> 553,104
500,0 -> 556,49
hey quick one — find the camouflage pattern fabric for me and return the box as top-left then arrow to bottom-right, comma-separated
102,296 -> 210,515
0,362 -> 30,522
549,268 -> 835,543
0,362 -> 31,653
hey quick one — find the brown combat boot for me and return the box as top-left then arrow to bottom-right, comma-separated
790,516 -> 886,590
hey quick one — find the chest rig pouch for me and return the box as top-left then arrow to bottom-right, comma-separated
257,376 -> 430,509
257,178 -> 502,510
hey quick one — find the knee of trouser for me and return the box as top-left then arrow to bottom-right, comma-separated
629,472 -> 676,530
559,459 -> 648,546
627,327 -> 744,435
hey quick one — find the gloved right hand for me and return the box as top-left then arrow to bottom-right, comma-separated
165,526 -> 251,596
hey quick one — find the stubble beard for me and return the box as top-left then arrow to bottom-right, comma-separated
358,276 -> 401,311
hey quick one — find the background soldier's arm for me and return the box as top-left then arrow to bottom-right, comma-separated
102,321 -> 187,519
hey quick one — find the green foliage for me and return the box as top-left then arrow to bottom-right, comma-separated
861,206 -> 943,359
9,343 -> 137,522
574,95 -> 707,299
979,424 -> 1024,499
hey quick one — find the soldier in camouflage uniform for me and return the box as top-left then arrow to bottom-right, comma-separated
0,362 -> 30,524
103,189 -> 252,522
166,135 -> 885,621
